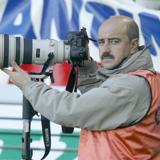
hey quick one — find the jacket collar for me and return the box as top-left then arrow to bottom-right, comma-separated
96,46 -> 154,80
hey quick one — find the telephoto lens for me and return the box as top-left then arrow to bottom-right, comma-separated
0,34 -> 70,68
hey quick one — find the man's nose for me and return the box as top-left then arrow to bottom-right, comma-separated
102,41 -> 110,52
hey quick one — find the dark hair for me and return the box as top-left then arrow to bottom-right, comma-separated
126,21 -> 139,41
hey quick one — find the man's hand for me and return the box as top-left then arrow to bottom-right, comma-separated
3,62 -> 31,90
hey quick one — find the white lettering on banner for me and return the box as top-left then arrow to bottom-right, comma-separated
30,0 -> 44,39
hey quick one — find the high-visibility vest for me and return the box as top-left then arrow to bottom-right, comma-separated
78,70 -> 160,160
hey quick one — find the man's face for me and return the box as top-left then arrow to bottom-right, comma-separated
98,19 -> 133,69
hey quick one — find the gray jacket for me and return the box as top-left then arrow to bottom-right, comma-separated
23,47 -> 154,130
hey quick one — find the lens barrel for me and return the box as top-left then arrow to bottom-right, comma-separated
0,34 -> 34,68
0,34 -> 67,68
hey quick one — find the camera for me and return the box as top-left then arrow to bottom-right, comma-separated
0,28 -> 89,68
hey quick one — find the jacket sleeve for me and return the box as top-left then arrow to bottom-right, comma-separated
23,74 -> 151,131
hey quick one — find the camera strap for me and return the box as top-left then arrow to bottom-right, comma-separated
29,75 -> 52,159
39,81 -> 51,160
27,76 -> 51,160
41,54 -> 56,159
40,115 -> 51,160
62,65 -> 78,133
66,65 -> 78,92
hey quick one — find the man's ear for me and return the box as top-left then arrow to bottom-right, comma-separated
130,38 -> 139,54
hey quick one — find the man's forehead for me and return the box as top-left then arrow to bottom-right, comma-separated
98,29 -> 126,39
98,22 -> 127,38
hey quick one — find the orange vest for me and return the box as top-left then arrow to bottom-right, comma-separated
78,70 -> 160,160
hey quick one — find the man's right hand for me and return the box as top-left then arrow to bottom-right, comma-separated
3,62 -> 31,90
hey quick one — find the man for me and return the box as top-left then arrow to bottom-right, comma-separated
4,16 -> 160,159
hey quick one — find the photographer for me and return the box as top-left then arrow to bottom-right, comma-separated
4,16 -> 160,159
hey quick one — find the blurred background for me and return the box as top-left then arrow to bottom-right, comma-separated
0,0 -> 159,159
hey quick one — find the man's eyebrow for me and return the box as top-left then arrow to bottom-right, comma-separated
98,37 -> 120,41
109,37 -> 120,39
98,38 -> 104,42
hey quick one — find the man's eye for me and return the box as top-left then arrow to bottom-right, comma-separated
109,39 -> 120,45
98,39 -> 105,45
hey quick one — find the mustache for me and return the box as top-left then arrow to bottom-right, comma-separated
101,52 -> 114,60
